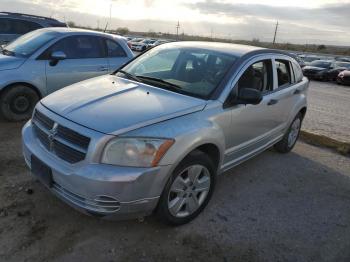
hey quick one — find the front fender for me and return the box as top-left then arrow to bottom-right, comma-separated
0,60 -> 46,96
123,105 -> 226,172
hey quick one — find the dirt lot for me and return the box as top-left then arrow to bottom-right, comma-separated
303,81 -> 350,143
1,118 -> 350,262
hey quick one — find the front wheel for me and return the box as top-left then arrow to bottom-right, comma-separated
0,85 -> 39,122
157,151 -> 216,225
274,113 -> 303,153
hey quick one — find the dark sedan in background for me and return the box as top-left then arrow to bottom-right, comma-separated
302,60 -> 333,80
324,62 -> 350,81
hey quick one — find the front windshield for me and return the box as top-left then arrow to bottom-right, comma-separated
117,45 -> 237,99
3,30 -> 59,58
309,60 -> 331,68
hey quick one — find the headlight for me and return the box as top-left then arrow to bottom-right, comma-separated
101,138 -> 174,167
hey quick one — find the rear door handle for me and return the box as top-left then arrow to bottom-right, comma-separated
293,89 -> 301,95
99,66 -> 109,72
267,99 -> 279,106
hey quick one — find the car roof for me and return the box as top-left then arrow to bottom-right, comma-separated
162,41 -> 268,57
312,60 -> 333,63
35,27 -> 126,41
0,12 -> 66,26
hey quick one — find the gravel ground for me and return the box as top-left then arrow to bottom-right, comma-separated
0,119 -> 350,262
303,81 -> 350,143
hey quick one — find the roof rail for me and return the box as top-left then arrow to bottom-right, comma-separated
0,12 -> 62,23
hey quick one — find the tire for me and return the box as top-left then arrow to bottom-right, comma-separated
0,85 -> 39,122
274,113 -> 303,153
157,150 -> 216,226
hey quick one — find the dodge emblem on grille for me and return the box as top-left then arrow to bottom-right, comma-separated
48,123 -> 58,151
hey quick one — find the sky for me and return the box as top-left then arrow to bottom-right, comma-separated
2,0 -> 350,45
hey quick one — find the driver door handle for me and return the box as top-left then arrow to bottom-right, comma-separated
267,99 -> 279,106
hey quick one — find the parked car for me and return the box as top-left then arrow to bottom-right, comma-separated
127,37 -> 143,49
289,53 -> 306,68
337,70 -> 350,86
22,42 -> 308,225
130,39 -> 157,52
302,60 -> 333,80
0,27 -> 134,121
147,39 -> 170,48
299,55 -> 321,65
0,12 -> 66,45
335,57 -> 350,62
127,37 -> 143,44
324,62 -> 350,81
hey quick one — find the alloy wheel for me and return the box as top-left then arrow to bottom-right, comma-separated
167,164 -> 211,218
288,118 -> 301,147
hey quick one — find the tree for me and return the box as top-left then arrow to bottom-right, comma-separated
116,27 -> 130,35
317,44 -> 326,50
67,21 -> 76,28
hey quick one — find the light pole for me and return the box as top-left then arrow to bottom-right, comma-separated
176,21 -> 180,40
273,21 -> 279,45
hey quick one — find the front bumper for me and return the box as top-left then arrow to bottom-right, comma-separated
303,72 -> 325,80
22,114 -> 172,220
337,77 -> 350,85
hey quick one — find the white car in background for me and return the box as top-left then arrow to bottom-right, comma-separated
131,39 -> 157,52
147,39 -> 170,48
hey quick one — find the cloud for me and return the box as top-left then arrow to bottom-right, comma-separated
1,0 -> 350,45
187,0 -> 350,30
144,0 -> 155,8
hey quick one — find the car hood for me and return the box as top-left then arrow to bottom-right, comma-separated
41,75 -> 206,134
303,66 -> 327,71
0,54 -> 26,71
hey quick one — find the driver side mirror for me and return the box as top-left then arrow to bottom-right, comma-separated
237,88 -> 263,105
224,88 -> 263,108
49,51 -> 66,66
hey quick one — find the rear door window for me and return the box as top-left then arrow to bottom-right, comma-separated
275,59 -> 292,88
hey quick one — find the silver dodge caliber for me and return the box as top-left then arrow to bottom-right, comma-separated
22,42 -> 308,225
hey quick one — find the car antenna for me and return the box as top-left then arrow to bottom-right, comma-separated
104,22 -> 108,33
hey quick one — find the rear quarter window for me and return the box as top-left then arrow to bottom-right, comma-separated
106,39 -> 127,57
292,61 -> 303,82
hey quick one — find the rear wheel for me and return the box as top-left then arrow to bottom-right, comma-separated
274,113 -> 303,153
0,85 -> 39,121
157,151 -> 216,225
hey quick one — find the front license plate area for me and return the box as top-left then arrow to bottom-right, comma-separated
31,155 -> 53,188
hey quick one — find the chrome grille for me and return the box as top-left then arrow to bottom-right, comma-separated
32,110 -> 90,164
34,110 -> 54,130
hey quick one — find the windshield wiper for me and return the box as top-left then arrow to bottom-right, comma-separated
2,49 -> 15,56
117,70 -> 142,82
135,76 -> 183,91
